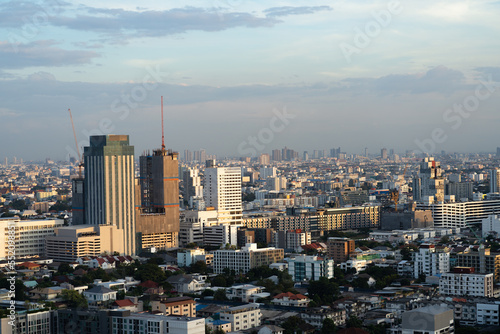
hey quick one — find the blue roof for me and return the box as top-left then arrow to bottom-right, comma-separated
196,304 -> 209,311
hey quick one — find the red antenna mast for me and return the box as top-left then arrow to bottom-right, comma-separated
161,96 -> 165,151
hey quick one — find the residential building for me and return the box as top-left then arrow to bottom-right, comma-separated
179,209 -> 218,246
439,267 -> 494,297
83,286 -> 117,308
300,308 -> 346,328
177,248 -> 206,267
203,223 -> 240,247
327,237 -> 355,263
287,255 -> 335,281
477,303 -> 500,326
490,168 -> 500,193
204,167 -> 242,225
46,225 -> 124,262
84,135 -> 136,255
213,243 -> 284,274
272,292 -> 310,307
166,274 -> 208,294
276,229 -> 311,253
183,168 -> 203,207
219,303 -> 261,332
0,310 -> 56,334
226,284 -> 267,303
401,305 -> 454,334
110,310 -> 205,334
151,296 -> 196,317
413,244 -> 450,279
0,217 -> 64,259
456,246 -> 500,281
482,214 -> 500,237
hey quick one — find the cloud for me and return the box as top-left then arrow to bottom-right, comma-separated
474,67 -> 500,82
0,40 -> 99,68
342,66 -> 466,95
0,0 -> 68,28
264,6 -> 333,17
50,6 -> 279,41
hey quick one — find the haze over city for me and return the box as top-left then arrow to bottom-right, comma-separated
1,0 -> 500,161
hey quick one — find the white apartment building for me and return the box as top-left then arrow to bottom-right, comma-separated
413,244 -> 450,279
481,214 -> 500,237
177,248 -> 206,267
179,210 -> 218,246
213,243 -> 284,274
439,269 -> 494,297
287,255 -> 334,281
204,167 -> 242,225
259,167 -> 277,179
203,223 -> 240,247
219,304 -> 261,332
276,229 -> 311,252
226,284 -> 267,303
417,199 -> 500,229
0,217 -> 64,259
477,303 -> 500,326
110,312 -> 205,334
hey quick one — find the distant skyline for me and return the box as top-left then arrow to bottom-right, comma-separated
1,0 -> 500,160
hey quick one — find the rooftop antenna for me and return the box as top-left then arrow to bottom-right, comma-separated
161,96 -> 165,151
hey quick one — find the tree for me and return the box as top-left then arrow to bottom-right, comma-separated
213,289 -> 228,301
190,261 -> 208,274
308,277 -> 339,305
281,316 -> 307,334
62,290 -> 87,308
346,315 -> 363,328
321,318 -> 337,334
133,263 -> 167,283
212,275 -> 228,287
202,289 -> 214,297
57,263 -> 74,275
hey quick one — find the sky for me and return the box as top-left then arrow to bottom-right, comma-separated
1,0 -> 500,161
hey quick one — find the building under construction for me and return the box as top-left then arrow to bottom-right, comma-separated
135,148 -> 180,251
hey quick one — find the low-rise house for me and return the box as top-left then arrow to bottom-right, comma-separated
300,308 -> 346,327
139,280 -> 164,295
83,286 -> 117,308
111,297 -> 143,312
166,274 -> 208,294
151,296 -> 196,317
226,284 -> 268,303
29,286 -> 65,300
206,319 -> 232,333
272,292 -> 310,307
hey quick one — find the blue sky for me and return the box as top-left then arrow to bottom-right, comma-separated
1,0 -> 500,161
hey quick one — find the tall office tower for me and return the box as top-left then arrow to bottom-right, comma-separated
413,157 -> 445,203
313,150 -> 319,159
272,149 -> 282,161
389,148 -> 394,156
322,149 -> 327,159
204,167 -> 242,225
206,159 -> 216,168
84,135 -> 135,255
259,153 -> 270,165
136,148 -> 180,251
490,168 -> 500,193
497,147 -> 500,157
303,151 -> 308,161
184,150 -> 192,162
364,147 -> 368,157
381,148 -> 388,160
71,177 -> 85,225
4,157 -> 7,167
183,168 -> 203,206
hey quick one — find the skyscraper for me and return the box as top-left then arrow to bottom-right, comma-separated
136,149 -> 180,251
204,167 -> 242,225
381,148 -> 388,160
183,168 -> 203,207
84,135 -> 136,255
490,168 -> 500,193
413,157 -> 445,203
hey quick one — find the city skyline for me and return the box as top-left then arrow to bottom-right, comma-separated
1,1 -> 500,160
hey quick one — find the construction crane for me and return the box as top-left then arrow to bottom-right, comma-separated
68,108 -> 83,177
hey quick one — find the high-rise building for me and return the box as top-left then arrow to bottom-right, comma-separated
258,153 -> 270,165
303,151 -> 308,161
413,157 -> 445,203
287,255 -> 334,281
204,167 -> 242,225
136,149 -> 180,251
490,168 -> 500,193
456,246 -> 500,281
381,148 -> 388,160
182,168 -> 203,207
84,135 -> 135,255
271,149 -> 282,161
183,149 -> 192,162
439,267 -> 494,297
497,147 -> 500,157
413,244 -> 450,278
